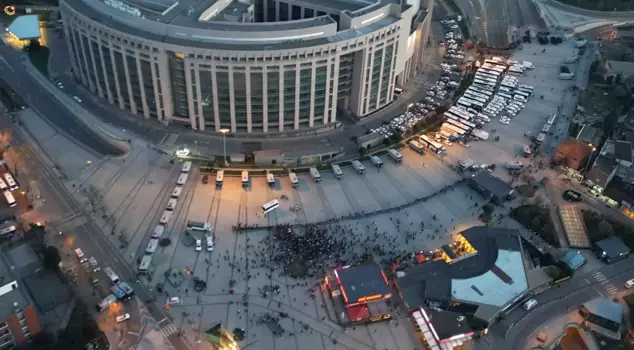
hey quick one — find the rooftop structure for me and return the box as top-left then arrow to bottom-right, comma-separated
593,236 -> 631,264
60,0 -> 434,135
580,297 -> 624,339
576,125 -> 602,147
553,136 -> 594,171
587,154 -> 617,190
396,227 -> 529,325
7,15 -> 40,41
469,171 -> 513,205
412,308 -> 475,349
334,264 -> 391,305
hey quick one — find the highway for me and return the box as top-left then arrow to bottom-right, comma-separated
457,0 -> 544,48
0,43 -> 124,156
1,107 -> 184,349
476,257 -> 634,349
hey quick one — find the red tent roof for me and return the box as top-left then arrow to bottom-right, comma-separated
347,305 -> 369,322
415,254 -> 426,263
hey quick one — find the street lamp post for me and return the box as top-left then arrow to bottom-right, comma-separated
583,144 -> 596,177
219,128 -> 229,167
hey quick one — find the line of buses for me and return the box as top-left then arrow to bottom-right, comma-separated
0,172 -> 19,208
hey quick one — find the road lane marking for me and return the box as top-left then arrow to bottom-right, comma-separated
127,331 -> 140,336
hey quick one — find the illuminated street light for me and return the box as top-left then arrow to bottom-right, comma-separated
175,148 -> 190,157
87,160 -> 92,164
219,128 -> 229,167
583,144 -> 597,177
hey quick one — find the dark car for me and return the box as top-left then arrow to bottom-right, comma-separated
563,190 -> 582,202
202,175 -> 208,184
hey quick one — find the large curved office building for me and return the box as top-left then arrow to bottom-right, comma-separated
60,0 -> 432,134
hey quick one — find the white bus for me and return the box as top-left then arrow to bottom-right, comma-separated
309,168 -> 321,182
518,84 -> 534,92
103,266 -> 120,285
479,68 -> 501,77
331,165 -> 343,179
460,119 -> 476,131
446,119 -> 470,132
466,89 -> 490,100
498,92 -> 513,100
138,255 -> 152,273
171,186 -> 182,198
508,67 -> 524,76
216,170 -> 224,187
547,114 -> 557,125
442,123 -> 466,136
176,173 -> 188,186
513,94 -> 527,103
476,72 -> 497,80
463,93 -> 487,104
517,88 -> 533,97
419,135 -> 445,153
409,140 -> 425,154
3,191 -> 16,207
166,198 -> 177,211
159,210 -> 172,225
515,90 -> 530,99
542,124 -> 552,133
288,172 -> 299,187
457,99 -> 473,110
470,87 -> 493,96
181,161 -> 192,173
449,106 -> 472,119
266,173 -> 275,187
500,82 -> 516,90
145,239 -> 159,254
444,112 -> 460,122
473,80 -> 496,89
241,171 -> 249,187
3,173 -> 18,191
262,199 -> 280,215
151,225 -> 164,239
536,133 -> 546,143
0,179 -> 7,192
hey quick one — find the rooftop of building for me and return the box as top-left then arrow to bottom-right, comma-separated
576,125 -> 603,146
594,236 -> 631,259
555,137 -> 593,163
606,60 -> 634,76
582,297 -> 624,324
335,264 -> 390,303
0,251 -> 32,321
603,178 -> 634,206
470,171 -> 512,199
587,154 -> 616,188
397,227 -> 528,311
7,15 -> 41,40
64,0 -> 403,50
421,308 -> 474,341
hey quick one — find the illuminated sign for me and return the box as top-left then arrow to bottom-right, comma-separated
4,6 -> 16,16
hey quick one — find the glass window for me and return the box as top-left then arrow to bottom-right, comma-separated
199,70 -> 215,128
113,51 -> 129,108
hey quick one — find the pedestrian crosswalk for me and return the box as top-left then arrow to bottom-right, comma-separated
160,323 -> 178,338
593,271 -> 619,295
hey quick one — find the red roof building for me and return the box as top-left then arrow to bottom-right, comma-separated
553,137 -> 594,170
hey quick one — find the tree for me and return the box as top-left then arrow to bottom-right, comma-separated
42,246 -> 61,270
597,219 -> 614,238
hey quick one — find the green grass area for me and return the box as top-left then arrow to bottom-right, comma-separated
559,0 -> 634,11
27,46 -> 50,77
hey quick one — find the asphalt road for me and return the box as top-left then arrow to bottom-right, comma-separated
457,0 -> 544,48
5,116 -> 185,349
543,0 -> 634,19
0,43 -> 123,156
476,256 -> 634,349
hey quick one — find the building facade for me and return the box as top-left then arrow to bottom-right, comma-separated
60,0 -> 432,134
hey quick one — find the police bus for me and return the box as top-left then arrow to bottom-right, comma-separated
214,170 -> 223,187
176,173 -> 188,186
262,199 -> 280,215
288,172 -> 299,188
241,171 -> 249,187
547,114 -> 557,125
266,173 -> 275,187
3,173 -> 18,191
181,161 -> 192,173
103,267 -> 120,285
3,191 -> 16,207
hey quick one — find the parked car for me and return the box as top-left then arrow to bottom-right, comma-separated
563,190 -> 582,202
116,313 -> 131,323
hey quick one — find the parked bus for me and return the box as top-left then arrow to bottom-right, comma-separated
446,119 -> 470,132
117,282 -> 135,299
171,186 -> 182,198
470,87 -> 493,97
419,135 -> 445,153
151,225 -> 164,239
103,267 -> 120,285
409,140 -> 425,154
3,173 -> 17,191
508,67 -> 523,76
444,112 -> 460,122
442,123 -> 466,136
518,84 -> 534,92
288,172 -> 299,187
547,114 -> 557,125
440,129 -> 454,140
536,133 -> 546,143
138,255 -> 152,273
331,165 -> 343,179
460,119 -> 476,130
187,221 -> 211,231
466,89 -> 490,100
266,173 -> 275,187
309,168 -> 321,182
498,92 -> 513,100
515,90 -> 530,99
181,161 -> 192,173
216,170 -> 224,187
0,179 -> 7,192
542,124 -> 552,133
145,239 -> 159,254
523,144 -> 532,157
176,173 -> 188,186
241,171 -> 249,187
352,160 -> 366,174
97,294 -> 118,312
3,191 -> 16,208
164,199 -> 176,211
449,106 -> 472,120
262,199 -> 279,215
159,210 -> 172,225
464,93 -> 487,104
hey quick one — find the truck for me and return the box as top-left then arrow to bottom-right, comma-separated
370,156 -> 383,168
352,160 -> 366,174
559,73 -> 575,80
458,159 -> 475,171
471,129 -> 489,141
388,149 -> 403,163
505,161 -> 524,169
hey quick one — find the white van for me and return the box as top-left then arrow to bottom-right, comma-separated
206,236 -> 214,251
625,279 -> 634,289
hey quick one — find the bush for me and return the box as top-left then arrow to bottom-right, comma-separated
510,205 -> 559,247
582,210 -> 634,250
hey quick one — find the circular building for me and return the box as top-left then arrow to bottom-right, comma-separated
60,0 -> 432,134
